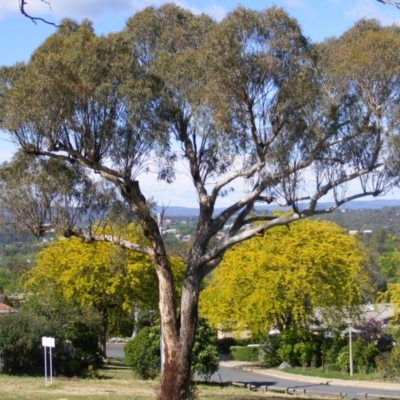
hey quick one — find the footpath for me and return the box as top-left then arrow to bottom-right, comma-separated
219,360 -> 400,392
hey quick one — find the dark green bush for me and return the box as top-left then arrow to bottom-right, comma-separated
124,326 -> 160,379
352,338 -> 380,371
191,316 -> 219,380
125,317 -> 219,380
322,335 -> 347,365
56,321 -> 103,377
0,311 -> 102,376
277,329 -> 324,367
230,346 -> 259,362
0,311 -> 54,374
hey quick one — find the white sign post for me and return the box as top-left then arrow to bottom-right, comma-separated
42,336 -> 55,386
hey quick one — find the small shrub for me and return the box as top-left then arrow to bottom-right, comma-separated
277,343 -> 294,364
324,362 -> 342,372
124,326 -> 160,379
336,347 -> 350,372
260,337 -> 281,368
276,329 -> 323,367
0,311 -> 52,374
352,339 -> 379,371
191,316 -> 219,380
323,336 -> 347,365
125,316 -> 219,380
56,321 -> 103,377
375,352 -> 400,378
230,346 -> 259,362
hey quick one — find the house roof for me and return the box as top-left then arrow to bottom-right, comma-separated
361,303 -> 397,324
0,303 -> 15,313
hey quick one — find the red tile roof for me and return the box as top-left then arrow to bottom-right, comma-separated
0,303 -> 15,313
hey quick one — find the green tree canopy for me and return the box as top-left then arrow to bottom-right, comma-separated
200,219 -> 368,337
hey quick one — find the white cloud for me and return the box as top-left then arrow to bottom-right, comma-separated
0,0 -> 135,20
178,2 -> 226,21
277,0 -> 316,16
0,0 -> 226,23
345,0 -> 400,25
284,0 -> 308,7
53,0 -> 136,19
0,0 -> 19,20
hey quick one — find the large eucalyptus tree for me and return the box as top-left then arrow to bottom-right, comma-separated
1,5 -> 400,399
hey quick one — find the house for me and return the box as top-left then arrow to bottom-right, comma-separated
360,303 -> 399,327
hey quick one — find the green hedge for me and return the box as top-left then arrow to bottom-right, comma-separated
0,311 -> 102,376
230,346 -> 259,361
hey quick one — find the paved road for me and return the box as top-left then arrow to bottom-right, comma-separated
106,342 -> 125,359
211,366 -> 351,397
107,344 -> 400,399
211,364 -> 400,399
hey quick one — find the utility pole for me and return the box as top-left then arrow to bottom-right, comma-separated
349,325 -> 353,376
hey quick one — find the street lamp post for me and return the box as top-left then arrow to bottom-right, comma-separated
349,324 -> 353,376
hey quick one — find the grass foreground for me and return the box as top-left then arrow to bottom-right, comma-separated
0,367 -> 318,400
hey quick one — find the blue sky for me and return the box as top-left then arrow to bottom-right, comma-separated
1,0 -> 399,68
0,0 -> 400,207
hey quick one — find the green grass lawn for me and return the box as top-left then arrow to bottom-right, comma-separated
0,368 -> 156,400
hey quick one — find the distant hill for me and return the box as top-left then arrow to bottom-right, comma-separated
158,199 -> 400,217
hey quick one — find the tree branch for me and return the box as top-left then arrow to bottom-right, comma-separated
307,191 -> 384,216
70,230 -> 154,256
377,0 -> 400,9
210,161 -> 264,204
19,0 -> 59,27
307,164 -> 383,212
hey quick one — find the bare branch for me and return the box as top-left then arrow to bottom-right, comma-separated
238,215 -> 276,225
308,191 -> 384,216
226,194 -> 311,236
307,164 -> 383,212
377,0 -> 400,9
71,230 -> 154,256
19,0 -> 59,27
210,161 -> 264,204
228,201 -> 254,237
